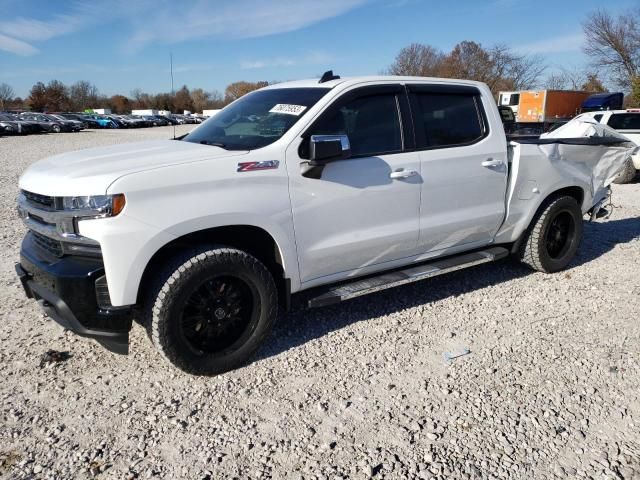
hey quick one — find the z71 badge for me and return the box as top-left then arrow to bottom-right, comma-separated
237,160 -> 280,172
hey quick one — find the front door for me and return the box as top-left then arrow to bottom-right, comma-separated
286,86 -> 422,284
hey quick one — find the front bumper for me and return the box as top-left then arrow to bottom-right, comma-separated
16,233 -> 133,354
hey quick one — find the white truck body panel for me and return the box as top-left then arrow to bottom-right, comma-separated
17,76 -> 635,308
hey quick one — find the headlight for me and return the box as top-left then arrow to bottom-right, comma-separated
61,194 -> 126,218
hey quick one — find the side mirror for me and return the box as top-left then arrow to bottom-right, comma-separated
309,135 -> 351,165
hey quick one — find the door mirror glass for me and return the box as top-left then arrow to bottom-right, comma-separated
309,135 -> 351,164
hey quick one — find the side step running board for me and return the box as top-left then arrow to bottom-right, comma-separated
307,246 -> 509,308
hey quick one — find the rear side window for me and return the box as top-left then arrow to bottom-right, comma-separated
607,114 -> 640,130
310,94 -> 402,157
412,93 -> 486,148
593,114 -> 603,123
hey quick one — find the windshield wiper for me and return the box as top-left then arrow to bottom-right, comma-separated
199,140 -> 228,149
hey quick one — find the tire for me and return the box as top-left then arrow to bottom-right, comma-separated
518,195 -> 583,273
147,247 -> 278,375
52,124 -> 61,133
612,158 -> 637,184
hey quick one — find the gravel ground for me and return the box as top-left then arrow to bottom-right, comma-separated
0,127 -> 639,480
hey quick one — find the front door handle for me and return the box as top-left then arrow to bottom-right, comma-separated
481,158 -> 503,168
389,169 -> 419,179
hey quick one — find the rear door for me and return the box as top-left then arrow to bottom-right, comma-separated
407,84 -> 509,253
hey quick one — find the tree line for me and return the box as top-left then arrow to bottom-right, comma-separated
0,79 -> 273,113
0,7 -> 637,112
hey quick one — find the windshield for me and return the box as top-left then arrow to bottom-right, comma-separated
183,87 -> 330,150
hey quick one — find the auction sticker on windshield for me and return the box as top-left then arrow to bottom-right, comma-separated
269,104 -> 307,116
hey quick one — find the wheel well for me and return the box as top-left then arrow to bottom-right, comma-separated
137,225 -> 289,307
510,185 -> 585,255
551,186 -> 584,208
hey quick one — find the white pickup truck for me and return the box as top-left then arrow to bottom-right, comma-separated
573,109 -> 640,184
15,73 -> 633,375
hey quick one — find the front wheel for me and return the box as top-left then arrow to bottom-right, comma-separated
52,124 -> 61,133
148,247 -> 278,375
518,195 -> 583,273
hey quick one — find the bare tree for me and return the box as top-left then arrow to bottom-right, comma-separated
0,83 -> 14,110
544,67 -> 608,91
69,81 -> 100,111
224,81 -> 269,103
386,43 -> 445,76
388,41 -> 544,94
506,52 -> 546,90
438,41 -> 545,93
544,73 -> 568,90
581,73 -> 607,92
583,9 -> 640,89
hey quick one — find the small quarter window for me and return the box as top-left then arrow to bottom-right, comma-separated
413,93 -> 486,148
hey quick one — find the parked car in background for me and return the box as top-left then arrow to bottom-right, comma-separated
0,113 -> 39,135
104,115 -> 128,129
81,114 -> 116,129
19,113 -> 66,133
49,114 -> 85,131
142,115 -> 169,126
162,115 -> 181,125
575,109 -> 640,183
123,115 -> 152,128
40,113 -> 82,132
55,113 -> 91,129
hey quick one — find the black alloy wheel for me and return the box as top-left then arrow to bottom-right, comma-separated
179,275 -> 257,355
544,211 -> 576,259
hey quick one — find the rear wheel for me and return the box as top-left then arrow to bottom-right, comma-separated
51,124 -> 61,133
147,247 -> 278,375
612,158 -> 637,184
518,195 -> 583,273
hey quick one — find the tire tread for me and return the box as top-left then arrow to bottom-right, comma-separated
144,246 -> 277,375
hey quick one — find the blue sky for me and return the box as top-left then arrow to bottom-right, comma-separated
0,0 -> 635,98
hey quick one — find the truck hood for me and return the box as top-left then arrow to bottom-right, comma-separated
19,140 -> 248,196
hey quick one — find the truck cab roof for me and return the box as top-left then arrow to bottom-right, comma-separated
262,75 -> 487,90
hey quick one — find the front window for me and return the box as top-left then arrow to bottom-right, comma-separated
308,93 -> 403,157
183,87 -> 330,150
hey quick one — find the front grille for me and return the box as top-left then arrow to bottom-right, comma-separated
31,231 -> 63,257
22,190 -> 55,208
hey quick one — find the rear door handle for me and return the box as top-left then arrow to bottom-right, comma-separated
389,169 -> 419,179
481,158 -> 503,168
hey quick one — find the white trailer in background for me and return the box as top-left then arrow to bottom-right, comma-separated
202,109 -> 221,117
131,109 -> 159,116
92,108 -> 112,115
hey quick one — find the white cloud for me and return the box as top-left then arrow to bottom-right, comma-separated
0,14 -> 86,41
240,51 -> 334,70
241,58 -> 296,69
0,33 -> 38,55
122,0 -> 368,52
513,33 -> 584,55
0,3 -> 113,56
0,0 -> 368,57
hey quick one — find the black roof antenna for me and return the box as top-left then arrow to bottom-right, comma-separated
319,70 -> 340,83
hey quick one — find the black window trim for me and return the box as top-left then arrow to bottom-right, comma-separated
299,84 -> 415,160
406,84 -> 490,151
